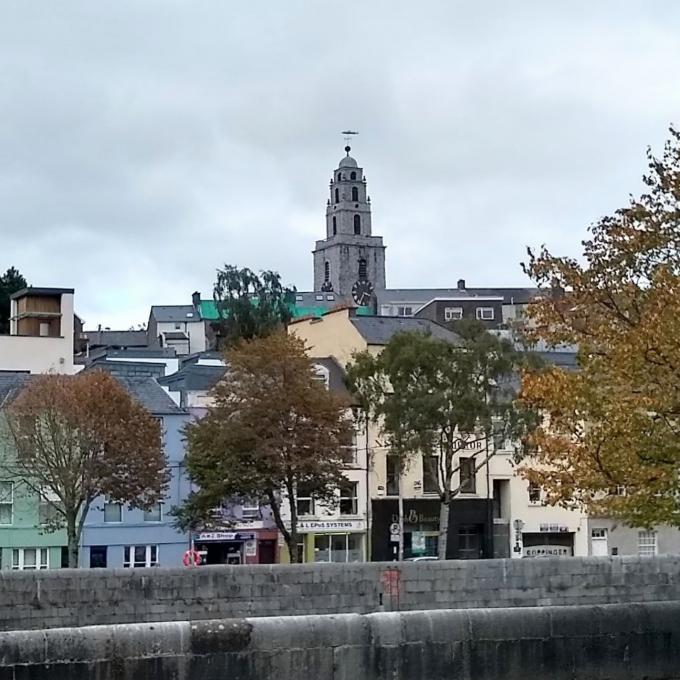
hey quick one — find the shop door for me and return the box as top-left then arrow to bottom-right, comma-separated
258,540 -> 276,564
591,528 -> 608,556
458,525 -> 483,559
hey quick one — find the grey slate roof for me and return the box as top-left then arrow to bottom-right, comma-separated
112,375 -> 185,415
0,371 -> 30,406
377,287 -> 539,306
350,316 -> 462,346
159,364 -> 226,392
293,291 -> 352,309
180,350 -> 223,366
85,330 -> 148,349
150,305 -> 201,323
162,331 -> 190,341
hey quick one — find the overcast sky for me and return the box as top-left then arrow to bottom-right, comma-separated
2,2 -> 679,328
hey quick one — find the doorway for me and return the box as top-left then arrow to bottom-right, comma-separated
591,528 -> 608,556
258,540 -> 276,564
458,524 -> 483,559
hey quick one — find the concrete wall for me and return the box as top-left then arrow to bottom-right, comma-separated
2,556 -> 680,632
2,602 -> 680,679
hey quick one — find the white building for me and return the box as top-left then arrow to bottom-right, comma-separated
0,287 -> 75,374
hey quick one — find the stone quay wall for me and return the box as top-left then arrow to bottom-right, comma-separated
1,555 -> 679,632
2,602 -> 680,679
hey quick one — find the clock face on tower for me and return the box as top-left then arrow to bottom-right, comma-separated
352,279 -> 374,306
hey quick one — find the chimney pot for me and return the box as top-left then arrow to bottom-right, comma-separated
192,291 -> 201,309
457,279 -> 466,290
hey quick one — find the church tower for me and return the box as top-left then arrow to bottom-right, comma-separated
312,146 -> 386,305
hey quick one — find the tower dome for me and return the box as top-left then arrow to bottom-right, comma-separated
339,145 -> 358,168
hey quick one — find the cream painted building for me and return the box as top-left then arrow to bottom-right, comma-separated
291,306 -> 589,560
0,287 -> 75,374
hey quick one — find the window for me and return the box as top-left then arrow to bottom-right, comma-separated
326,294 -> 334,301
528,484 -> 541,503
124,545 -> 159,568
337,173 -> 342,182
386,455 -> 400,496
638,531 -> 657,557
314,533 -> 362,563
396,305 -> 413,317
423,455 -> 439,494
312,365 -> 330,388
12,548 -> 49,570
0,482 -> 13,525
334,188 -> 339,203
39,487 -> 62,526
444,307 -> 463,321
295,294 -> 303,302
143,503 -> 162,522
315,294 -> 323,301
340,482 -> 358,515
350,171 -> 356,180
591,528 -> 607,538
476,307 -> 495,321
352,186 -> 359,201
89,546 -> 107,569
296,484 -> 315,516
358,258 -> 367,279
324,261 -> 330,283
353,214 -> 361,234
460,457 -> 476,493
608,485 -> 627,496
332,216 -> 337,235
39,322 -> 50,337
103,501 -> 122,523
174,322 -> 181,329
241,502 -> 260,519
380,305 -> 392,316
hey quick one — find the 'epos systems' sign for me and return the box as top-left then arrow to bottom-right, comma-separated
296,520 -> 364,532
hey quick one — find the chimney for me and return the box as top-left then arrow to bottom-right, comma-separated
457,279 -> 466,291
192,291 -> 201,309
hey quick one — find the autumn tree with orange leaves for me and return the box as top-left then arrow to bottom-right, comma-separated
520,128 -> 680,528
1,372 -> 168,567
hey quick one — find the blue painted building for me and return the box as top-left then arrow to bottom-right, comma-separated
80,361 -> 191,568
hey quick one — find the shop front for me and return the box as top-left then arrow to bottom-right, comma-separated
371,498 -> 494,561
289,519 -> 366,563
193,529 -> 279,565
521,531 -> 574,558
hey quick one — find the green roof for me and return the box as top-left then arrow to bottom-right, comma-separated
199,299 -> 373,321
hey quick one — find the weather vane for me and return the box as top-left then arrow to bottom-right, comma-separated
341,130 -> 359,146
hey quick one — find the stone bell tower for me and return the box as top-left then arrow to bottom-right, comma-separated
312,146 -> 386,302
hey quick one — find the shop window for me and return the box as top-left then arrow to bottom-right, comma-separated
444,307 -> 463,321
124,545 -> 159,568
459,457 -> 476,493
314,533 -> 362,563
296,485 -> 315,516
143,503 -> 162,522
340,482 -> 358,515
0,482 -> 13,525
423,455 -> 439,494
12,548 -> 49,570
386,455 -> 400,496
638,531 -> 657,557
89,546 -> 108,568
103,501 -> 122,522
458,525 -> 482,559
528,484 -> 541,504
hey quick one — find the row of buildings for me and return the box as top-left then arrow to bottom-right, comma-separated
0,146 -> 673,569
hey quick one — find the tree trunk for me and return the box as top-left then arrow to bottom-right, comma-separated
438,492 -> 450,560
66,511 -> 79,568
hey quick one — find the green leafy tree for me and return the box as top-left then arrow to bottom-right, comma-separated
177,331 -> 353,563
347,326 -> 536,559
0,267 -> 27,334
213,265 -> 296,348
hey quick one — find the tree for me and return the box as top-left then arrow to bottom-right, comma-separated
520,127 -> 680,528
213,265 -> 296,348
177,331 -> 353,562
0,267 -> 27,334
1,371 -> 168,567
347,325 -> 535,559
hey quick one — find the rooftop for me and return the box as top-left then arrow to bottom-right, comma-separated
150,305 -> 201,323
10,287 -> 74,299
350,315 -> 462,346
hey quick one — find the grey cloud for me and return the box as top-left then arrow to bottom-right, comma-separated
1,1 -> 680,327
